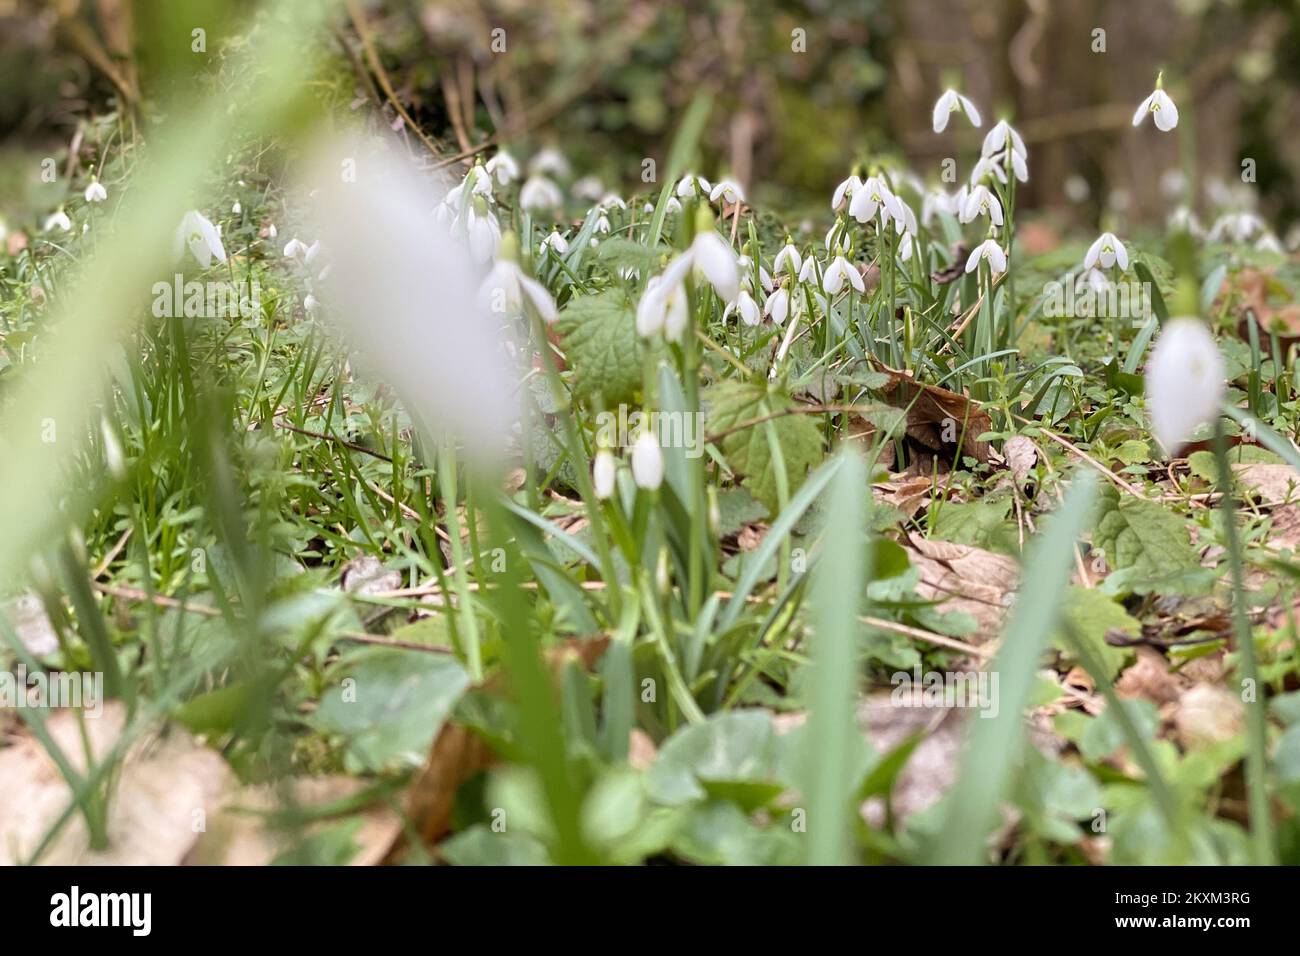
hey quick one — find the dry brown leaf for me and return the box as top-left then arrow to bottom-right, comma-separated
1228,268 -> 1300,345
880,371 -> 992,463
403,722 -> 494,848
1115,646 -> 1181,705
736,522 -> 768,551
4,591 -> 58,657
1233,462 -> 1300,505
872,473 -> 934,519
906,537 -> 1019,642
1003,435 -> 1037,484
0,704 -> 234,865
340,554 -> 402,596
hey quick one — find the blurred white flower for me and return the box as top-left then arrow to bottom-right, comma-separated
965,239 -> 1007,275
519,175 -> 563,213
725,288 -> 761,326
592,210 -> 611,235
636,255 -> 692,341
486,150 -> 520,186
970,156 -> 1008,186
463,204 -> 501,263
85,181 -> 108,203
529,148 -> 570,179
1145,318 -> 1225,455
593,449 -> 617,500
1075,268 -> 1111,296
283,237 -> 308,259
1256,232 -> 1284,254
1167,206 -> 1204,239
479,257 -> 557,323
932,88 -> 982,133
686,230 -> 741,302
175,210 -> 227,267
302,131 -> 518,468
631,431 -> 664,491
1208,212 -> 1265,244
447,164 -> 494,207
570,176 -> 603,202
1132,84 -> 1179,132
44,210 -> 72,232
823,256 -> 864,295
1083,231 -> 1129,271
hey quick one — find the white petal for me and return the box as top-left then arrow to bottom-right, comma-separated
631,432 -> 664,490
958,94 -> 982,127
593,450 -> 617,499
1113,238 -> 1130,271
847,261 -> 865,292
692,232 -> 740,301
932,90 -> 956,133
663,285 -> 690,341
1145,318 -> 1226,454
519,274 -> 558,322
1083,235 -> 1104,270
1152,90 -> 1179,131
1132,91 -> 1157,127
987,243 -> 1007,273
964,245 -> 983,274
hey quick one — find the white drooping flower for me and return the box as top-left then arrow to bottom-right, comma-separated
981,119 -> 1026,161
447,164 -> 494,207
685,229 -> 741,302
486,149 -> 520,186
301,131 -> 518,467
519,175 -> 563,213
540,229 -> 569,256
463,204 -> 501,263
764,285 -> 791,325
822,255 -> 864,295
675,172 -> 712,198
1132,81 -> 1179,132
85,181 -> 108,203
848,176 -> 903,226
898,231 -> 914,262
773,240 -> 802,277
832,174 -> 863,212
175,210 -> 227,267
970,155 -> 1008,186
1145,318 -> 1225,455
283,237 -> 308,259
964,238 -> 1008,275
593,449 -> 617,500
1083,231 -> 1129,271
709,179 -> 746,206
932,88 -> 982,133
735,254 -> 772,294
231,200 -> 241,215
631,431 -> 664,491
960,184 -> 1003,226
479,256 -> 558,324
598,192 -> 626,211
528,147 -> 570,179
1208,211 -> 1266,244
798,254 -> 818,285
1167,206 -> 1204,239
725,288 -> 761,327
1256,232 -> 1284,254
921,188 -> 957,226
636,255 -> 692,341
1075,267 -> 1111,296
573,177 -> 605,202
44,209 -> 72,232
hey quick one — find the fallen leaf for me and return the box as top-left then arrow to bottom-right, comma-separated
1174,684 -> 1243,750
880,370 -> 992,464
1233,462 -> 1300,505
906,536 -> 1019,641
4,591 -> 58,657
1115,647 -> 1181,705
1003,435 -> 1038,484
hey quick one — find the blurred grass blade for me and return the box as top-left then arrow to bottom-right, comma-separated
803,450 -> 869,865
931,471 -> 1097,864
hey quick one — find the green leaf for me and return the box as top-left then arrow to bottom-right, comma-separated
645,711 -> 784,811
314,649 -> 470,772
1092,485 -> 1200,584
706,380 -> 824,514
1051,586 -> 1137,679
555,291 -> 643,406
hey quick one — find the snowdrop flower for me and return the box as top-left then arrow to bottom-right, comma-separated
1167,206 -> 1204,238
893,198 -> 918,238
304,239 -> 322,265
529,147 -> 570,179
832,174 -> 863,212
85,180 -> 108,203
283,237 -> 308,259
849,176 -> 904,226
478,234 -> 557,323
1256,232 -> 1284,254
1075,268 -> 1111,295
724,288 -> 761,326
597,192 -> 626,211
1007,150 -> 1028,183
965,238 -> 1007,275
631,431 -> 664,491
1145,318 -> 1225,454
175,209 -> 227,267
302,131 -> 517,467
267,223 -> 278,239
592,210 -> 611,235
569,176 -> 603,203
970,155 -> 1007,186
687,229 -> 741,302
1208,211 -> 1265,244
637,255 -> 692,341
981,120 -> 1026,160
520,175 -> 563,214
735,254 -> 772,293
898,231 -> 914,262
921,188 -> 957,226
709,179 -> 746,206
303,294 -> 318,313
1160,169 -> 1187,199
960,184 -> 1003,226
540,229 -> 569,256
665,196 -> 683,215
231,200 -> 241,215
764,285 -> 791,325
485,149 -> 520,186
44,209 -> 72,232
464,203 -> 501,263
798,255 -> 818,285
675,172 -> 712,198
823,255 -> 864,295
1083,231 -> 1129,271
593,449 -> 617,500
932,88 -> 982,133
773,240 -> 802,277
1132,76 -> 1179,132
447,164 -> 494,207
